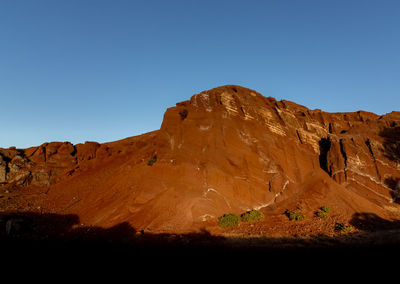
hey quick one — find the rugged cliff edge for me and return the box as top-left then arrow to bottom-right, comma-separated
1,85 -> 399,235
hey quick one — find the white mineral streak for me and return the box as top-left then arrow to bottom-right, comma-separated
296,129 -> 320,153
220,92 -> 239,116
199,92 -> 213,112
191,94 -> 198,107
347,155 -> 365,168
306,122 -> 328,136
203,188 -> 232,208
253,180 -> 290,210
241,107 -> 255,120
276,109 -> 300,128
347,177 -> 393,202
347,168 -> 382,186
256,107 -> 287,136
199,214 -> 215,221
265,121 -> 287,136
199,125 -> 211,131
258,108 -> 274,120
238,130 -> 253,145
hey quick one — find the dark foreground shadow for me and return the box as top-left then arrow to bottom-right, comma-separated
2,211 -> 400,271
350,212 -> 400,231
379,126 -> 400,163
385,176 -> 400,203
379,126 -> 400,203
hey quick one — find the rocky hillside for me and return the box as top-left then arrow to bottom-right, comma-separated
1,85 -> 399,234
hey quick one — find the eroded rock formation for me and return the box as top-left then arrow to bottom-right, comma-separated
1,85 -> 399,233
0,141 -> 102,187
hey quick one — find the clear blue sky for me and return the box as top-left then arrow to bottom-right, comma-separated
1,0 -> 399,148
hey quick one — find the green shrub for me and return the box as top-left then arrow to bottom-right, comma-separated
316,211 -> 329,219
285,210 -> 305,221
241,210 -> 264,222
218,214 -> 241,228
147,154 -> 157,166
321,206 -> 331,213
335,223 -> 352,233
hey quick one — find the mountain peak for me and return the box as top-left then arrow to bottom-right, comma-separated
1,85 -> 400,236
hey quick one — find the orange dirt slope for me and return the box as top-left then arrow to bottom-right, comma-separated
1,85 -> 399,235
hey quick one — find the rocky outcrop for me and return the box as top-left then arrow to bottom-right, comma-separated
1,85 -> 399,233
0,154 -> 7,184
158,86 -> 400,209
0,141 -> 102,187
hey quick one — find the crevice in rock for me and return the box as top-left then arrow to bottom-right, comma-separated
16,149 -> 25,157
71,145 -> 77,156
329,123 -> 333,134
339,139 -> 348,181
365,139 -> 381,180
315,112 -> 325,127
0,153 -> 11,164
365,139 -> 373,157
296,130 -> 303,144
0,153 -> 11,182
357,111 -> 364,122
42,147 -> 47,163
273,107 -> 286,126
319,137 -> 332,176
27,147 -> 39,158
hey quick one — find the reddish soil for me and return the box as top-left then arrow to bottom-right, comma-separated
1,85 -> 400,248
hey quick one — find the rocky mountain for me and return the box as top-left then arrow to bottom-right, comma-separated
1,85 -> 399,234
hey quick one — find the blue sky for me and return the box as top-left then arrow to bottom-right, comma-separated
1,0 -> 399,148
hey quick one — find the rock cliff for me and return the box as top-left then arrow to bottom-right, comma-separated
1,85 -> 399,233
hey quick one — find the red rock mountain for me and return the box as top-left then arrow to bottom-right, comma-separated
1,85 -> 399,234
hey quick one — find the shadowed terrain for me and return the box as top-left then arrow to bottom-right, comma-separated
2,211 -> 400,257
1,85 -> 400,260
379,125 -> 400,163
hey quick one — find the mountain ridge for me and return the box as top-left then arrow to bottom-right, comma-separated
1,85 -> 399,235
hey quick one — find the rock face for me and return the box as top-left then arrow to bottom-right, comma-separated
0,154 -> 7,184
1,85 -> 399,233
0,141 -> 101,187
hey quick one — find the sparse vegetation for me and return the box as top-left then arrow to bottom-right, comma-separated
335,223 -> 352,233
316,211 -> 329,219
218,214 -> 241,228
219,210 -> 264,228
241,210 -> 264,222
315,206 -> 330,218
285,210 -> 305,221
147,154 -> 157,166
321,206 -> 330,213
